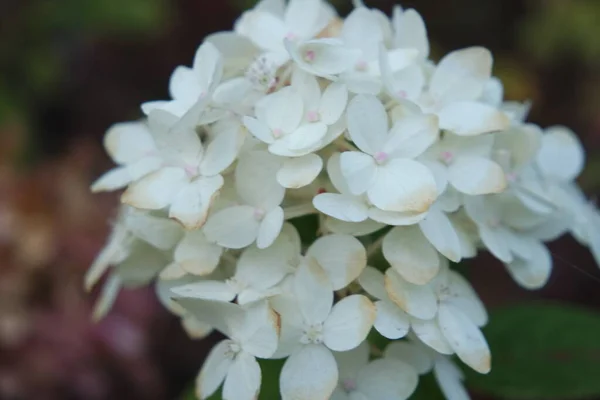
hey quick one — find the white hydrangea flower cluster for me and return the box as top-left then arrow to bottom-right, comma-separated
86,0 -> 600,399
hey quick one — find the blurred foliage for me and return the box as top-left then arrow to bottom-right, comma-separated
0,0 -> 168,162
520,0 -> 600,65
467,303 -> 600,399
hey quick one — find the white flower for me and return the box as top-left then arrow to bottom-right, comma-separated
236,0 -> 335,66
121,105 -> 239,229
203,150 -> 285,249
174,299 -> 280,400
384,264 -> 491,373
416,47 -> 510,136
340,94 -> 439,213
536,125 -> 585,183
386,340 -> 472,400
142,42 -> 223,117
331,342 -> 419,400
392,6 -> 429,60
90,121 -> 162,193
464,195 -> 553,289
421,132 -> 507,196
274,261 -> 376,400
171,225 -> 297,304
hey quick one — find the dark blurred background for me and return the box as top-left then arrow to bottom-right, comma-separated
0,0 -> 599,399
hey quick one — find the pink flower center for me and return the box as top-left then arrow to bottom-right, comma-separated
184,164 -> 198,177
253,208 -> 266,220
285,32 -> 297,40
272,128 -> 283,139
440,151 -> 454,164
397,89 -> 407,98
342,378 -> 357,392
355,60 -> 368,71
374,151 -> 389,164
304,50 -> 316,62
506,172 -> 517,182
307,110 -> 319,122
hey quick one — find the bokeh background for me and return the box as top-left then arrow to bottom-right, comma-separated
1,0 -> 599,399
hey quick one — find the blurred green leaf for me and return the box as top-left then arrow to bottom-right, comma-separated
410,373 -> 446,400
466,302 -> 600,399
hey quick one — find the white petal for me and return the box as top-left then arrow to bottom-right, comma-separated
306,234 -> 367,290
383,227 -> 440,285
92,274 -> 121,321
357,266 -> 387,299
537,126 -> 585,181
342,7 -> 383,59
200,121 -> 245,176
169,66 -> 201,104
169,175 -> 224,230
357,359 -> 419,400
346,94 -> 388,154
433,357 -> 470,400
324,218 -> 385,237
284,0 -> 324,39
368,208 -> 428,226
368,159 -> 438,213
192,42 -> 223,94
256,207 -> 284,249
383,114 -> 439,159
280,344 -> 339,400
505,241 -> 552,289
479,226 -> 514,263
384,269 -> 437,320
333,341 -> 370,383
277,154 -> 323,188
91,167 -> 133,192
393,7 -> 429,58
286,38 -> 360,78
237,10 -> 287,52
278,123 -> 328,151
384,341 -> 434,375
438,303 -> 491,373
196,340 -> 234,399
103,122 -> 156,164
439,101 -> 510,136
430,47 -> 492,103
374,300 -> 410,339
294,260 -> 333,325
243,116 -> 275,144
419,210 -> 462,262
237,240 -> 293,291
222,352 -> 261,400
323,295 -> 376,351
203,205 -> 261,249
236,301 -> 281,358
266,87 -> 304,134
410,318 -> 454,355
339,151 -> 377,196
319,82 -> 349,125
445,271 -> 488,327
313,193 -> 368,223
121,167 -> 187,210
448,156 -> 506,195
236,150 -> 285,209
175,230 -> 222,276
171,280 -> 237,302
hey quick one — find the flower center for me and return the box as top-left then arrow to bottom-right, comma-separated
184,164 -> 198,177
225,341 -> 242,358
253,208 -> 266,220
272,128 -> 283,139
304,50 -> 316,63
486,218 -> 501,229
300,323 -> 323,344
245,55 -> 277,92
355,60 -> 368,71
440,151 -> 454,164
397,89 -> 407,98
306,110 -> 320,122
506,172 -> 517,182
342,378 -> 357,392
374,151 -> 389,164
285,32 -> 298,41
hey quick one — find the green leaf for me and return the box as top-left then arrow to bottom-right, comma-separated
410,373 -> 446,400
466,302 -> 600,400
